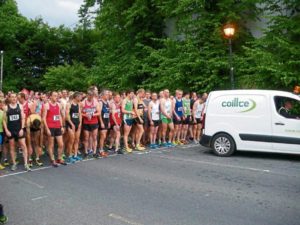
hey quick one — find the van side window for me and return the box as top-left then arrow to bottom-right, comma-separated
274,96 -> 300,119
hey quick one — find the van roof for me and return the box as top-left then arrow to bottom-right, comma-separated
209,90 -> 300,100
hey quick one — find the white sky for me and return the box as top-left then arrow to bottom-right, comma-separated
16,0 -> 84,27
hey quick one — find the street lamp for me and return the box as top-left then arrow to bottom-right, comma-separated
0,51 -> 3,92
223,24 -> 235,89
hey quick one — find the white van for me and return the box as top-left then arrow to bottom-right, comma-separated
200,90 -> 300,156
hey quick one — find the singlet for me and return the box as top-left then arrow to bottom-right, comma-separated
123,99 -> 133,120
0,110 -> 3,133
101,100 -> 110,120
46,103 -> 61,129
35,100 -> 43,115
7,104 -> 22,132
69,103 -> 80,126
82,99 -> 98,125
174,98 -> 183,117
161,99 -> 172,119
136,97 -> 144,116
150,101 -> 160,121
183,98 -> 191,116
110,102 -> 122,125
23,101 -> 30,119
195,102 -> 204,119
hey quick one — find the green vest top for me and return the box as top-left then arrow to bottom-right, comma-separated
123,99 -> 133,120
183,98 -> 191,116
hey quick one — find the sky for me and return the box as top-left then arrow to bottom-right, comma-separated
16,0 -> 84,27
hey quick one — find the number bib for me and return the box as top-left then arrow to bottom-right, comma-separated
103,113 -> 110,119
72,113 -> 79,119
53,115 -> 60,121
9,114 -> 19,121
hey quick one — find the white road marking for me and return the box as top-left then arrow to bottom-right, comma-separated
155,155 -> 272,173
13,175 -> 45,189
0,166 -> 52,178
108,213 -> 143,225
31,195 -> 48,201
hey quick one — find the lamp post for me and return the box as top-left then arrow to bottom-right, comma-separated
223,24 -> 235,89
0,51 -> 3,92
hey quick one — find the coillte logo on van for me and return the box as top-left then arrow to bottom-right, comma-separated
221,98 -> 256,113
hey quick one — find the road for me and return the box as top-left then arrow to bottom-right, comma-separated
0,144 -> 300,225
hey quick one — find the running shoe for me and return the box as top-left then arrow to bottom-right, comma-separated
28,159 -> 33,167
136,144 -> 146,151
73,155 -> 82,161
172,141 -> 178,146
66,157 -> 76,164
24,164 -> 31,172
11,164 -> 17,171
93,153 -> 100,159
35,159 -> 43,166
154,144 -> 160,149
99,151 -> 108,158
56,159 -> 67,166
116,149 -> 124,155
51,160 -> 59,167
88,149 -> 93,155
125,147 -> 133,153
150,144 -> 156,149
167,142 -> 175,147
162,142 -> 168,147
0,164 -> 5,170
0,215 -> 8,224
3,159 -> 9,166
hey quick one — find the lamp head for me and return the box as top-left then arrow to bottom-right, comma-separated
223,24 -> 235,38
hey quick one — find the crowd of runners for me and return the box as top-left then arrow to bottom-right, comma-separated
0,86 -> 207,172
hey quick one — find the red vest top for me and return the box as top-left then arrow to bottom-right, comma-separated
46,103 -> 61,128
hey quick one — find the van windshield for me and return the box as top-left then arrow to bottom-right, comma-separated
274,96 -> 300,119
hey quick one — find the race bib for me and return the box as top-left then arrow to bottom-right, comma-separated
53,115 -> 60,121
178,107 -> 183,112
104,113 -> 110,119
72,113 -> 79,119
9,114 -> 19,121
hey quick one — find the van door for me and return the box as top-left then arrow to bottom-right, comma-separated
272,96 -> 300,153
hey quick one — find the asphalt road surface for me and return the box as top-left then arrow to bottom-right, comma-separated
1,144 -> 300,225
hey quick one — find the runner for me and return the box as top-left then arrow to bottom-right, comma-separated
148,92 -> 160,149
192,96 -> 204,143
133,89 -> 146,151
160,89 -> 175,147
181,92 -> 191,143
3,93 -> 30,171
43,91 -> 66,167
26,112 -> 44,167
0,99 -> 5,170
173,90 -> 184,145
18,92 -> 31,119
122,90 -> 135,153
142,90 -> 151,145
109,92 -> 123,154
81,89 -> 100,158
98,90 -> 110,157
65,91 -> 82,163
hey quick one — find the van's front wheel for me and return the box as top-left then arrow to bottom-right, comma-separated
212,133 -> 235,157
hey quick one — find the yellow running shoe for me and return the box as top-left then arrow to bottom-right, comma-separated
125,147 -> 133,153
136,144 -> 146,151
0,164 -> 5,170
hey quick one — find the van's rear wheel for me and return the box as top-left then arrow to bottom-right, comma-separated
212,133 -> 235,157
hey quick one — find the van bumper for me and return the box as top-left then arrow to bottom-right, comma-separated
200,135 -> 212,147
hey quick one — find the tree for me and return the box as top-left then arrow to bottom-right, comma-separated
42,62 -> 89,91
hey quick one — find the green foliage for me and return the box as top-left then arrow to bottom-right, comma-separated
0,0 -> 299,92
237,0 -> 300,90
42,62 -> 89,91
